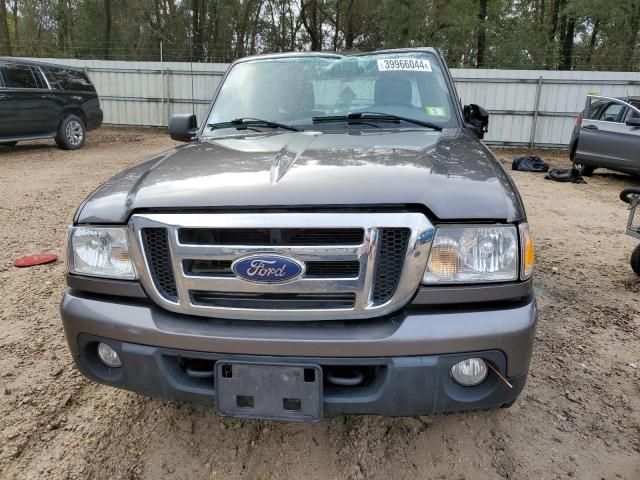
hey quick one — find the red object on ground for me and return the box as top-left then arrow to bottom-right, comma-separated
14,254 -> 59,268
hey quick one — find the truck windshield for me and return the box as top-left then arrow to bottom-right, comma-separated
205,51 -> 458,134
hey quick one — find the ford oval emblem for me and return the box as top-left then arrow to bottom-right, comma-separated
231,254 -> 305,284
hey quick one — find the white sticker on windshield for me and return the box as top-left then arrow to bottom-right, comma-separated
377,58 -> 432,72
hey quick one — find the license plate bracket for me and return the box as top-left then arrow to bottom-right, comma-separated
215,361 -> 323,421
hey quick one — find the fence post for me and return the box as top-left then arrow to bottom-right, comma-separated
165,68 -> 172,127
159,67 -> 165,127
529,75 -> 543,148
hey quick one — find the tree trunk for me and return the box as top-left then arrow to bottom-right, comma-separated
301,0 -> 322,51
476,0 -> 488,68
11,0 -> 17,53
248,1 -> 264,55
205,0 -> 218,60
332,0 -> 342,51
191,0 -> 206,61
399,0 -> 410,45
104,0 -> 112,59
0,0 -> 11,56
585,20 -> 599,65
55,0 -> 76,56
234,0 -> 253,58
546,0 -> 562,67
290,1 -> 303,51
344,0 -> 355,50
559,15 -> 575,70
548,0 -> 560,42
167,0 -> 176,18
624,1 -> 640,71
278,0 -> 287,51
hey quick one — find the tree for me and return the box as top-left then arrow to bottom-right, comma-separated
622,0 -> 640,70
104,0 -> 112,58
546,0 -> 563,67
0,0 -> 637,71
54,0 -> 74,55
559,14 -> 576,70
344,0 -> 355,49
300,0 -> 323,50
476,0 -> 488,68
0,0 -> 11,55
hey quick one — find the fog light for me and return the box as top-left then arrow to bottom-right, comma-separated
97,342 -> 121,368
450,358 -> 487,386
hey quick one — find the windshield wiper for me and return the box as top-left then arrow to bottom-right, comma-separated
208,117 -> 302,132
312,112 -> 443,131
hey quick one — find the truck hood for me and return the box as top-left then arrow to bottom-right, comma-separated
75,129 -> 524,224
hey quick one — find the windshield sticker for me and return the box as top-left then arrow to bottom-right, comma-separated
426,106 -> 447,117
377,58 -> 432,72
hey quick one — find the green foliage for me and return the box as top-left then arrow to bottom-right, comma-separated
0,0 -> 638,70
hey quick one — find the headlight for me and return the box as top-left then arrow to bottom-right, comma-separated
423,225 -> 518,284
67,226 -> 136,279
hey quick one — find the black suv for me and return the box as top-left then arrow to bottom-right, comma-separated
0,58 -> 103,149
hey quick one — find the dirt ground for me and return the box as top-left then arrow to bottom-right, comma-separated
0,128 -> 638,480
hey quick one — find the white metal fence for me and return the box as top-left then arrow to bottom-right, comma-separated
26,58 -> 640,147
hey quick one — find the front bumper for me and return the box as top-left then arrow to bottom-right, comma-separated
61,290 -> 537,417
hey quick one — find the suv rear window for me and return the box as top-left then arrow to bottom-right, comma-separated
44,67 -> 95,92
1,65 -> 39,88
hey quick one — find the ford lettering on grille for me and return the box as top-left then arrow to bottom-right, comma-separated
231,254 -> 305,284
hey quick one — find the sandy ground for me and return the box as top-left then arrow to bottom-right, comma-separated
0,128 -> 638,480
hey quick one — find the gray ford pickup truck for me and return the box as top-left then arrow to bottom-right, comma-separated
61,48 -> 537,421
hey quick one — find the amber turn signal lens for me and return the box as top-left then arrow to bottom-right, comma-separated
519,223 -> 534,280
428,243 -> 461,277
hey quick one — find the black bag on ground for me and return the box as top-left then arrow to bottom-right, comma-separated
544,167 -> 586,184
511,155 -> 550,172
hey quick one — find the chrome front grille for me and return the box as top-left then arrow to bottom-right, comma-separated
129,213 -> 434,321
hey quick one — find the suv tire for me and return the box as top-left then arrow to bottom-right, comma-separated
573,162 -> 595,177
55,115 -> 86,150
631,245 -> 640,276
570,143 -> 595,177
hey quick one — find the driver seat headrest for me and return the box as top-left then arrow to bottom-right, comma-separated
374,74 -> 412,106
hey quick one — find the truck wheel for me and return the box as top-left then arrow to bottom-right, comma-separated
630,245 -> 640,276
0,141 -> 17,147
55,115 -> 86,150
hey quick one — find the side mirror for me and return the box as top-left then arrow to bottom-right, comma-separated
463,104 -> 489,139
626,117 -> 640,127
169,113 -> 198,142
